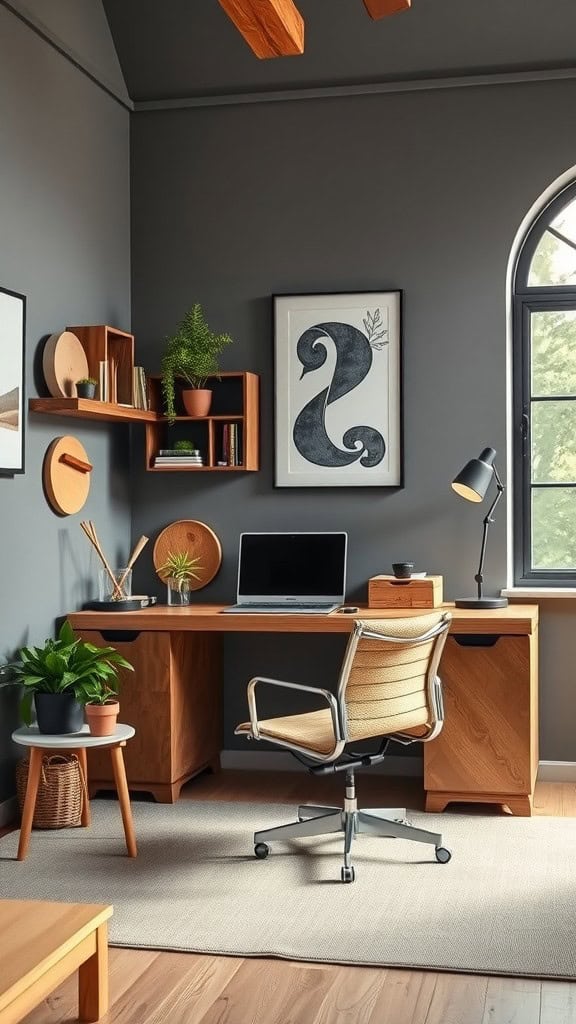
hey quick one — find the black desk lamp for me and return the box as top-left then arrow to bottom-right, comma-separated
451,447 -> 508,609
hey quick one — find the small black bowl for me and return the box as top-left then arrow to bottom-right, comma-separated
392,561 -> 415,579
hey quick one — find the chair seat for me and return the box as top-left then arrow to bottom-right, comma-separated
236,708 -> 337,755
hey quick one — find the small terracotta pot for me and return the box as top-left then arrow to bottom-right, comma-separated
182,389 -> 212,417
85,701 -> 119,737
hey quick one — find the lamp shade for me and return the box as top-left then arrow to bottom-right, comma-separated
451,447 -> 496,503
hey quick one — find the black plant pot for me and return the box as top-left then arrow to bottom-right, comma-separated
76,382 -> 96,399
34,693 -> 84,734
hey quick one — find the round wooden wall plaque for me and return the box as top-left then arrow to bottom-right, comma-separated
43,331 -> 89,398
153,520 -> 222,591
43,436 -> 92,515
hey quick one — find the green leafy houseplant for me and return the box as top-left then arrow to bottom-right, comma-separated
157,551 -> 203,594
11,620 -> 133,731
76,377 -> 98,386
161,304 -> 233,423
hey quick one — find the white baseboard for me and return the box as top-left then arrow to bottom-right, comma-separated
538,761 -> 576,783
0,796 -> 18,828
220,750 -> 422,776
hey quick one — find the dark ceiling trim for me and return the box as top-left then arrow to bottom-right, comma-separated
134,65 -> 576,112
1,0 -> 133,112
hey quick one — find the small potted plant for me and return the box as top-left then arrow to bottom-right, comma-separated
157,550 -> 203,605
76,377 -> 98,399
161,303 -> 233,422
10,620 -> 133,734
74,677 -> 123,736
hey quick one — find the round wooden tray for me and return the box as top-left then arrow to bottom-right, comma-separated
153,520 -> 222,591
43,331 -> 89,398
43,436 -> 91,515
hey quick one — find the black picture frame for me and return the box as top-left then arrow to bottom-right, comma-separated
0,285 -> 26,475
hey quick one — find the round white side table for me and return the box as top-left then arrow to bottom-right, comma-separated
12,724 -> 137,861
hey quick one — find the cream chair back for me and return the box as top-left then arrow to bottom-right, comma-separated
336,612 -> 451,744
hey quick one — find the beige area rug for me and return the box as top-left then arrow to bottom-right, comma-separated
1,800 -> 575,978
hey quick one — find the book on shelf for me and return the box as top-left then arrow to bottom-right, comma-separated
132,366 -> 149,410
154,456 -> 203,462
158,448 -> 201,456
153,457 -> 204,467
98,361 -> 108,402
222,422 -> 242,466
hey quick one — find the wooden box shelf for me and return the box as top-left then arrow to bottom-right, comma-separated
145,371 -> 259,472
68,325 -> 134,406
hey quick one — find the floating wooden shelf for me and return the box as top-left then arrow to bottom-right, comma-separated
29,398 -> 158,423
145,372 -> 260,472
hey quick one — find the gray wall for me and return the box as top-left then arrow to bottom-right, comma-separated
130,79 -> 576,758
0,4 -> 131,803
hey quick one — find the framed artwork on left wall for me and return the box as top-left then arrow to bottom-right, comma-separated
0,286 -> 26,474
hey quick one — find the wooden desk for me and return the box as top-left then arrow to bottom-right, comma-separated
69,604 -> 539,814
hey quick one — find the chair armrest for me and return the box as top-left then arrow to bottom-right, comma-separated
246,676 -> 343,744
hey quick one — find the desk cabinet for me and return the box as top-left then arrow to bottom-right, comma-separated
78,630 -> 222,802
424,630 -> 538,815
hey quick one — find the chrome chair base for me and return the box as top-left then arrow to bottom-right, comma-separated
254,803 -> 452,882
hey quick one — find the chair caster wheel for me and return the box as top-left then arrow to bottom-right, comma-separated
254,843 -> 270,859
341,865 -> 355,883
435,846 -> 452,863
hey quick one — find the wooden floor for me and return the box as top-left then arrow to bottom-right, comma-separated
16,771 -> 576,1024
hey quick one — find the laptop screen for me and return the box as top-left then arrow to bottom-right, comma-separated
237,532 -> 347,603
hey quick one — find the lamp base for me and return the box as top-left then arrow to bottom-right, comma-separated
454,596 -> 508,609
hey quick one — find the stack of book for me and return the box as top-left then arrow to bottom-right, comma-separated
153,448 -> 204,468
132,366 -> 149,410
219,423 -> 242,467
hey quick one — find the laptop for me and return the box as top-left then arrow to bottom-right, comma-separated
222,532 -> 348,614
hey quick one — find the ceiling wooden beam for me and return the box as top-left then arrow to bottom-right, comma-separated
363,0 -> 411,19
218,0 -> 304,59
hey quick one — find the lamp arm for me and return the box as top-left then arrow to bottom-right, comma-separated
474,469 -> 504,601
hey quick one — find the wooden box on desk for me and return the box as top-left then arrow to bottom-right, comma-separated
368,575 -> 443,609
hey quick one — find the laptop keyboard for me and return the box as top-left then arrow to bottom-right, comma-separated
222,603 -> 338,614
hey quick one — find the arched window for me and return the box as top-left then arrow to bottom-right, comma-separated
513,181 -> 576,584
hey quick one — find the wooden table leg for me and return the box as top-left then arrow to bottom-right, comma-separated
76,748 -> 91,827
78,921 -> 109,1021
17,746 -> 43,861
109,743 -> 137,857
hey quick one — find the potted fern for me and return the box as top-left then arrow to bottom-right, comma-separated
10,620 -> 133,735
161,303 -> 233,422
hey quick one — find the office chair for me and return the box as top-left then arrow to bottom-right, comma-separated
235,611 -> 452,882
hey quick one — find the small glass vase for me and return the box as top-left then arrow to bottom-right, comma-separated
166,579 -> 192,606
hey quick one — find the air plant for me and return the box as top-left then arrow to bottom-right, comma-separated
157,550 -> 203,593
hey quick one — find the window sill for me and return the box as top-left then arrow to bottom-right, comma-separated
503,587 -> 576,599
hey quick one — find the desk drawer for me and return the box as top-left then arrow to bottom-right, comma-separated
76,629 -> 222,801
424,633 -> 537,797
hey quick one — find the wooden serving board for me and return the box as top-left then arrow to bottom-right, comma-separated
153,520 -> 222,591
43,332 -> 89,398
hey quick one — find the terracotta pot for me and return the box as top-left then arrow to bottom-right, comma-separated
182,389 -> 212,417
85,701 -> 119,737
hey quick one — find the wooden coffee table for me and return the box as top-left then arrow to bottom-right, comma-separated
0,900 -> 112,1023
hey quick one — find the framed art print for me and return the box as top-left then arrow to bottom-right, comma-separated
274,291 -> 401,487
0,286 -> 26,474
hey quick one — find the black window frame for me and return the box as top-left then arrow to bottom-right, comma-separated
513,180 -> 576,586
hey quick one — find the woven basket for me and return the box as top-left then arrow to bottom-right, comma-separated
16,754 -> 85,829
